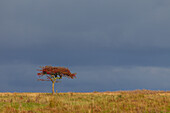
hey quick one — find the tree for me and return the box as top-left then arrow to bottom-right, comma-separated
37,66 -> 76,94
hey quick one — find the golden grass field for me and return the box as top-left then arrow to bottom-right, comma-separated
0,90 -> 169,113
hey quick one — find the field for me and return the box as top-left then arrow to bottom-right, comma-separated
0,90 -> 169,113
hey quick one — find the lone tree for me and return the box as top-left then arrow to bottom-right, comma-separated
37,66 -> 76,94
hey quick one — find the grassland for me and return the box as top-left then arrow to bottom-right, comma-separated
0,90 -> 169,113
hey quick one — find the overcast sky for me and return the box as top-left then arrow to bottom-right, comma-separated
0,0 -> 170,92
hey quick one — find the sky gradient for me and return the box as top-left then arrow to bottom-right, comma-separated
0,0 -> 170,92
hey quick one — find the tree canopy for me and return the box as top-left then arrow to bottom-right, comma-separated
37,66 -> 76,94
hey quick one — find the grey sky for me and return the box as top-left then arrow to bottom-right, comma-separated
0,0 -> 170,92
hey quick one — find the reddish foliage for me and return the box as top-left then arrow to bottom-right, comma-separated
37,73 -> 42,75
37,66 -> 77,81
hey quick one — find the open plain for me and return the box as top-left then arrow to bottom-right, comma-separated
0,90 -> 169,113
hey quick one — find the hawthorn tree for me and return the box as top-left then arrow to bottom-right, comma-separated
37,66 -> 76,94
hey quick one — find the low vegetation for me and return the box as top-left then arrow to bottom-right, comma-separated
0,90 -> 169,113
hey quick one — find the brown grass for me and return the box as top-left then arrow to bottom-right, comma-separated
0,90 -> 169,113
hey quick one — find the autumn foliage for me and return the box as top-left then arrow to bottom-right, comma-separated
37,66 -> 76,94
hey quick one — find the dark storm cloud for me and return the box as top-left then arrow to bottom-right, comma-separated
0,0 -> 170,92
1,0 -> 170,50
66,66 -> 170,92
1,47 -> 170,67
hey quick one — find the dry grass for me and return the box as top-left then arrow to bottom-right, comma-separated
0,90 -> 169,113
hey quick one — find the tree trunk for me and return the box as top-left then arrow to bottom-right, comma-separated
52,82 -> 55,95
